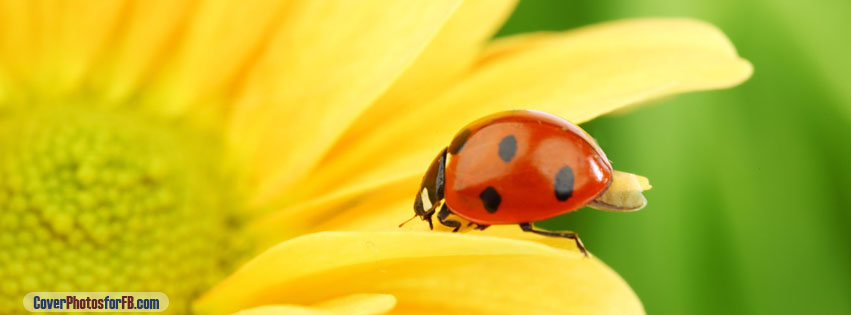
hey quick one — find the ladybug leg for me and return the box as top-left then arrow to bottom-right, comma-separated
423,208 -> 436,230
437,203 -> 462,232
465,222 -> 490,230
519,223 -> 588,256
474,224 -> 490,231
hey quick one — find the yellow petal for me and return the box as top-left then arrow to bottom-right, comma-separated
233,305 -> 332,315
0,1 -> 34,85
283,0 -> 516,207
247,174 -> 420,250
195,232 -> 642,315
231,294 -> 396,315
297,18 -> 752,204
273,0 -> 516,207
0,0 -> 125,97
326,0 -> 518,162
228,0 -> 463,208
87,0 -> 195,104
139,0 -> 292,116
314,294 -> 396,315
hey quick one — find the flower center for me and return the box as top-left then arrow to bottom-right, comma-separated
0,106 -> 248,314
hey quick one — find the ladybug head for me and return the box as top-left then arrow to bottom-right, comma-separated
404,148 -> 447,226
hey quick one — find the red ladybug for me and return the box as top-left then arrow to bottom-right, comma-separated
409,109 -> 648,255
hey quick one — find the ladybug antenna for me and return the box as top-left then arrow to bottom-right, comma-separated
398,214 -> 418,228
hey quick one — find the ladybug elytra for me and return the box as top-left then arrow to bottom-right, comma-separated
408,109 -> 650,255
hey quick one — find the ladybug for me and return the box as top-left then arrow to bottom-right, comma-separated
408,109 -> 649,255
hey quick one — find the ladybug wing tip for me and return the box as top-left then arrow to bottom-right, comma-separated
589,170 -> 650,212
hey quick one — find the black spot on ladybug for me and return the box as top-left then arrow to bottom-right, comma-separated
554,166 -> 574,201
448,129 -> 472,155
498,135 -> 517,162
479,186 -> 502,213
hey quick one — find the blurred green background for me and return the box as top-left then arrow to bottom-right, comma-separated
497,0 -> 851,314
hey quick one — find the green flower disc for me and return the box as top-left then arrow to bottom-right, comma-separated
0,106 -> 248,314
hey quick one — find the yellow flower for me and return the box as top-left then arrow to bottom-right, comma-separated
0,1 -> 751,314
